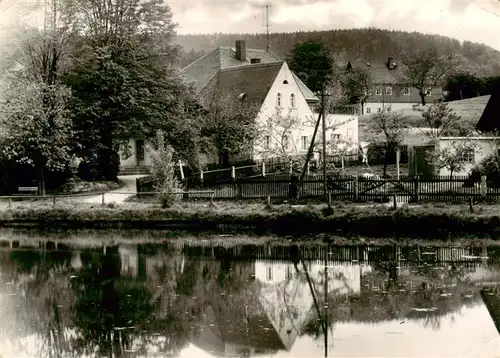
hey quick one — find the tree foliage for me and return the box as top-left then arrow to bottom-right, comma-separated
60,0 -> 203,180
444,71 -> 484,101
342,65 -> 373,113
287,40 -> 334,93
420,102 -> 475,137
200,98 -> 259,166
0,80 -> 73,194
367,111 -> 409,177
402,47 -> 458,105
147,130 -> 183,208
426,140 -> 478,177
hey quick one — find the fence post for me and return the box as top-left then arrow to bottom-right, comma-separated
231,166 -> 236,180
53,196 -> 56,205
393,194 -> 397,210
179,160 -> 185,181
136,178 -> 140,194
8,196 -> 11,208
480,175 -> 487,198
353,176 -> 359,202
306,161 -> 310,176
262,162 -> 266,177
414,175 -> 420,202
102,192 -> 105,206
200,170 -> 204,183
289,161 -> 293,176
341,155 -> 345,171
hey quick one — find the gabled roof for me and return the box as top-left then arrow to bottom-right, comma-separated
180,46 -> 282,94
292,73 -> 319,103
476,91 -> 500,133
347,60 -> 405,85
198,62 -> 284,110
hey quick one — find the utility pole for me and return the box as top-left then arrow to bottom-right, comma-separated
265,4 -> 270,52
321,90 -> 327,198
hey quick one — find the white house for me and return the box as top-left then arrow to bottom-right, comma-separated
404,127 -> 499,177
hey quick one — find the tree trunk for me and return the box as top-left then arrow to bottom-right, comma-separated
39,169 -> 46,196
383,144 -> 391,178
419,91 -> 426,106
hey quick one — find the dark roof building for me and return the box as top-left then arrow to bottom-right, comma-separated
181,40 -> 319,107
476,90 -> 500,133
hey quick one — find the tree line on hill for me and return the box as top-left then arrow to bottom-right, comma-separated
176,28 -> 500,77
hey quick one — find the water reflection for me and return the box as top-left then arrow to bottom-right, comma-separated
1,237 -> 500,357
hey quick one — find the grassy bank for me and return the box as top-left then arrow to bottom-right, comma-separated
1,200 -> 500,239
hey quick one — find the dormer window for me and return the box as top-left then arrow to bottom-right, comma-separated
403,87 -> 410,96
250,58 -> 261,64
238,93 -> 246,100
283,80 -> 289,84
276,93 -> 282,107
290,93 -> 296,108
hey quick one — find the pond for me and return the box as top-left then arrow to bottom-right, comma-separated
0,230 -> 499,358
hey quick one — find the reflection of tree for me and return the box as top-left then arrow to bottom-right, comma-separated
3,244 -> 75,358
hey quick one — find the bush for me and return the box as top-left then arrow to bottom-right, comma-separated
475,153 -> 500,187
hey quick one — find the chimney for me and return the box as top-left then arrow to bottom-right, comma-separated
387,57 -> 396,70
235,40 -> 247,62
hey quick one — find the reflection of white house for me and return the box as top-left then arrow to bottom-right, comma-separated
118,245 -> 139,277
253,260 -> 362,351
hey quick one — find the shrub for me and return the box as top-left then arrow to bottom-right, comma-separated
475,153 -> 500,187
147,130 -> 183,208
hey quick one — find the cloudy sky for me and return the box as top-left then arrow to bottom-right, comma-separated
168,0 -> 500,50
1,0 -> 500,50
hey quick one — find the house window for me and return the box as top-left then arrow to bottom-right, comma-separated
286,266 -> 292,280
266,266 -> 273,281
461,148 -> 475,163
386,105 -> 392,112
276,93 -> 282,107
301,135 -> 308,150
282,135 -> 289,150
265,135 -> 271,149
290,93 -> 296,108
347,128 -> 353,140
426,88 -> 432,95
403,87 -> 410,96
331,133 -> 341,142
377,107 -> 382,113
366,107 -> 371,114
375,88 -> 382,95
385,86 -> 393,95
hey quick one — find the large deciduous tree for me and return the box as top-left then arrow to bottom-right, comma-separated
402,47 -> 457,106
200,99 -> 259,167
0,80 -> 73,195
287,40 -> 334,94
61,0 -> 203,180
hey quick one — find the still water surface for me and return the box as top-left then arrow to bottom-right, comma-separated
0,231 -> 500,357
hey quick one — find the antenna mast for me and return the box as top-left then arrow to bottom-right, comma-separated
265,4 -> 270,52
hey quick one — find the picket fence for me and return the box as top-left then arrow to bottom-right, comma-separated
136,174 -> 500,203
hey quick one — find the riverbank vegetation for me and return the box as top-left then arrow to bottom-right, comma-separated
0,200 -> 500,239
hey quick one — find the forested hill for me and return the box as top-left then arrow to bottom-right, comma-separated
175,28 -> 500,76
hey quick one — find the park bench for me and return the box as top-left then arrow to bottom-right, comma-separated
16,186 -> 38,196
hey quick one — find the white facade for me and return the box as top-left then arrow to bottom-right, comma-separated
253,62 -> 359,160
404,129 -> 499,177
364,102 -> 418,114
119,138 -> 153,170
437,137 -> 497,176
253,62 -> 317,160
